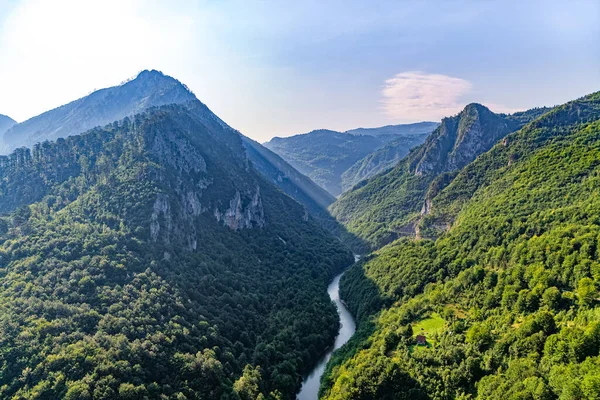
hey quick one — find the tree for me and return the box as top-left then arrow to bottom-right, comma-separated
577,277 -> 596,308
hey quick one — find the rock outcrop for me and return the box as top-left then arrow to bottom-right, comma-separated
411,104 -> 516,176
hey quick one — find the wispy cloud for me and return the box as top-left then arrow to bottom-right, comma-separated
380,71 -> 472,121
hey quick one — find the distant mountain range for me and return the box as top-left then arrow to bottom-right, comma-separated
340,134 -> 429,192
345,121 -> 439,137
264,122 -> 438,196
0,70 -> 333,215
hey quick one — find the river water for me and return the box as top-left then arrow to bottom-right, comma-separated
296,263 -> 357,400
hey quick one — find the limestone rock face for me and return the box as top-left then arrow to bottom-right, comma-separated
151,194 -> 171,242
216,188 -> 265,230
412,104 -> 516,177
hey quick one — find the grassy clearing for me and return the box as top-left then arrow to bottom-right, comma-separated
411,312 -> 445,346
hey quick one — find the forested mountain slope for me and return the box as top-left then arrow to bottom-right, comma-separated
330,104 -> 546,252
241,136 -> 335,214
1,70 -> 331,217
0,104 -> 353,399
340,134 -> 429,192
264,123 -> 436,197
321,92 -> 600,399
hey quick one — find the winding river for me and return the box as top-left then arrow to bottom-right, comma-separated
297,258 -> 358,400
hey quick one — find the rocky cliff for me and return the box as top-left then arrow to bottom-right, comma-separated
330,103 -> 544,251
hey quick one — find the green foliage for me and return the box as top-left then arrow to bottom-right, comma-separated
322,93 -> 600,399
0,105 -> 353,399
330,103 -> 542,252
340,134 -> 430,192
330,162 -> 433,253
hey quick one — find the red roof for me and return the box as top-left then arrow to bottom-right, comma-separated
416,335 -> 427,344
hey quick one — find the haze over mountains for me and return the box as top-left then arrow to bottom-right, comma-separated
264,122 -> 438,196
0,70 -> 333,216
1,66 -> 599,400
0,73 -> 353,399
1,70 -> 197,153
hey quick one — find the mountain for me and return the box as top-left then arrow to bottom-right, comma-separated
264,123 -> 436,197
0,102 -> 353,399
345,121 -> 439,137
330,104 -> 545,252
2,70 -> 196,153
1,70 -> 331,217
0,114 -> 16,137
241,136 -> 335,214
340,133 -> 429,192
321,92 -> 600,400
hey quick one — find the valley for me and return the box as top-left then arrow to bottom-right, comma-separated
1,74 -> 599,400
320,93 -> 600,399
264,123 -> 437,197
1,74 -> 599,399
0,73 -> 355,400
297,265 -> 357,400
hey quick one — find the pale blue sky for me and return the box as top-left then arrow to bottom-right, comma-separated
0,0 -> 598,141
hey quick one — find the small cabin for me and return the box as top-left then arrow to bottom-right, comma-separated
416,335 -> 427,346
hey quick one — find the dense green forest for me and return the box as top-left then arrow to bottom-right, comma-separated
0,104 -> 353,399
330,104 -> 551,253
321,93 -> 600,399
340,133 -> 429,193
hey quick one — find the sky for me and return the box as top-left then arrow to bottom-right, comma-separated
0,0 -> 598,142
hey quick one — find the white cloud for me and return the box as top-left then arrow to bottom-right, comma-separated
380,71 -> 472,121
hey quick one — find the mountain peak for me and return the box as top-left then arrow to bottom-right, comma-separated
411,103 -> 515,176
1,70 -> 197,153
0,114 -> 16,128
136,69 -> 165,78
131,69 -> 181,86
463,102 -> 488,111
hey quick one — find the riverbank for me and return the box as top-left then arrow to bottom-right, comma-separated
296,268 -> 357,400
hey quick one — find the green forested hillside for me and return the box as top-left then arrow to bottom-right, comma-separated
0,104 -> 353,399
1,70 -> 334,219
240,136 -> 335,215
340,134 -> 429,193
321,93 -> 600,399
330,104 -> 547,253
264,123 -> 435,197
